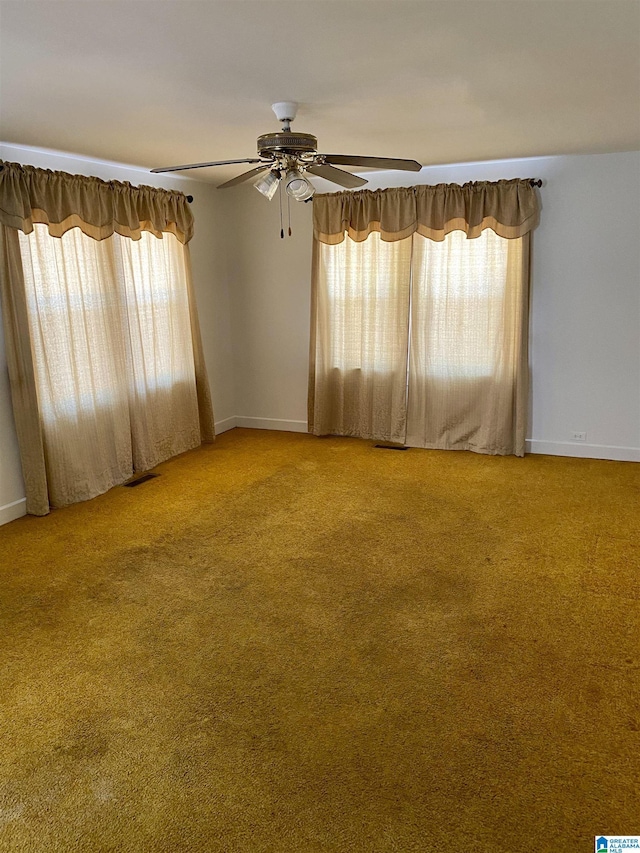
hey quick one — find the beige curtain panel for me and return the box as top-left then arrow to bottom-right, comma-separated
313,179 -> 539,245
309,180 -> 538,457
0,162 -> 214,516
308,233 -> 412,443
405,230 -> 530,455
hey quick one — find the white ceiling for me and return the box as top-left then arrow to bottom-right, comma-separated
1,0 -> 639,185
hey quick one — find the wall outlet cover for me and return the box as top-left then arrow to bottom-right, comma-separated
571,431 -> 587,441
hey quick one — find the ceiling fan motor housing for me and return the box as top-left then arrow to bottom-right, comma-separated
257,132 -> 317,158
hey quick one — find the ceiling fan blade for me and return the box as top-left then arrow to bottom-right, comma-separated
307,163 -> 368,189
217,164 -> 273,189
151,158 -> 263,174
323,155 -> 422,172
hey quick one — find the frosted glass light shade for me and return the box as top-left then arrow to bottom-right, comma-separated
254,171 -> 280,200
285,169 -> 315,201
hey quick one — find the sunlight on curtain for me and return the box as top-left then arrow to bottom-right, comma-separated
114,231 -> 200,471
406,230 -> 529,455
18,226 -> 132,505
309,232 -> 412,442
17,225 -> 201,507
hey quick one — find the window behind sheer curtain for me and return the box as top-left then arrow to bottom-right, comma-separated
310,228 -> 529,455
406,230 -> 527,453
17,225 -> 201,506
411,229 -> 510,380
309,232 -> 412,443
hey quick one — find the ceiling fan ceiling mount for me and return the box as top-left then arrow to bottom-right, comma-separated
271,101 -> 298,131
151,102 -> 422,199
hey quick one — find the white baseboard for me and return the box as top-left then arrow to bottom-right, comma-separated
214,416 -> 237,434
228,424 -> 638,458
235,416 -> 308,433
526,439 -> 640,462
0,498 -> 27,526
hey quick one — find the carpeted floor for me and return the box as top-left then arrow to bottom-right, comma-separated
0,428 -> 638,852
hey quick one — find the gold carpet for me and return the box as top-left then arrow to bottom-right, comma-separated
0,428 -> 638,852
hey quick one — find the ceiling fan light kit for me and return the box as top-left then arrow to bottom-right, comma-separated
151,102 -> 422,207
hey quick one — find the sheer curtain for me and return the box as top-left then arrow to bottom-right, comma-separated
17,225 -> 133,507
0,161 -> 214,515
113,230 -> 203,471
406,229 -> 529,455
310,181 -> 538,457
308,232 -> 412,442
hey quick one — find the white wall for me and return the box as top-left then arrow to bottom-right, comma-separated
225,188 -> 313,432
227,151 -> 640,461
0,143 -> 236,524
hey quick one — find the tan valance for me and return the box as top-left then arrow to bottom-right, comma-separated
313,179 -> 539,245
0,160 -> 194,244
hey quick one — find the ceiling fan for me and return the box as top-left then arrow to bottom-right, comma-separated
151,102 -> 422,202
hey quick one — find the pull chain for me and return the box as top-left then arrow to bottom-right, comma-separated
279,180 -> 284,239
287,192 -> 292,237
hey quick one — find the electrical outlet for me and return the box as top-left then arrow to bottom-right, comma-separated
571,431 -> 587,441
